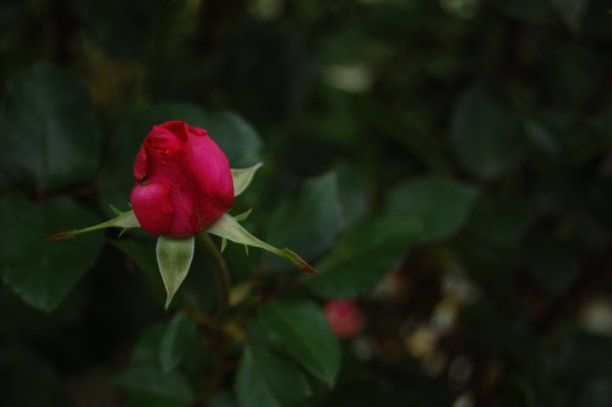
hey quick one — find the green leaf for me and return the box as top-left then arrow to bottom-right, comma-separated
132,323 -> 165,365
307,216 -> 422,299
0,62 -> 101,190
265,172 -> 345,269
206,214 -> 317,274
156,236 -> 195,309
335,161 -> 369,228
47,209 -> 139,241
385,176 -> 479,242
159,312 -> 198,373
235,346 -> 311,407
0,195 -> 104,311
199,110 -> 264,167
234,209 -> 252,222
112,365 -> 195,403
258,298 -> 340,386
450,86 -> 526,180
232,163 -> 263,197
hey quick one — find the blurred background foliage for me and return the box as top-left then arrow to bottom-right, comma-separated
0,0 -> 611,406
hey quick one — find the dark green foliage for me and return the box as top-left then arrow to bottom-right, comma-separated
257,298 -> 340,386
0,63 -> 101,191
236,345 -> 310,407
308,215 -> 422,298
0,0 -> 611,405
0,195 -> 104,311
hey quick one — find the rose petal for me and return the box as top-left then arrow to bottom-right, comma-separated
161,120 -> 189,141
130,181 -> 175,235
130,120 -> 234,237
133,147 -> 148,181
188,125 -> 208,137
146,125 -> 186,152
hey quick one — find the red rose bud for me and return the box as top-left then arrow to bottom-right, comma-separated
323,300 -> 365,339
130,120 -> 234,237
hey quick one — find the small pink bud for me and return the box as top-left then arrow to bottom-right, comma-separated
130,120 -> 234,237
323,299 -> 365,339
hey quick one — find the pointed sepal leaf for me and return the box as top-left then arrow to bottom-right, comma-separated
231,163 -> 263,197
234,208 -> 253,222
206,214 -> 317,274
156,236 -> 195,309
109,204 -> 123,216
47,209 -> 139,240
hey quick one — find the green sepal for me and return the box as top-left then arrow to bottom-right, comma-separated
220,209 -> 251,253
206,213 -> 317,274
109,204 -> 123,216
47,209 -> 139,240
156,236 -> 195,309
234,208 -> 253,222
231,163 -> 263,197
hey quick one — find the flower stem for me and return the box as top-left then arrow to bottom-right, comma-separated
196,233 -> 231,403
198,232 -> 231,319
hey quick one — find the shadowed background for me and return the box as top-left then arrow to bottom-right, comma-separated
0,0 -> 611,406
